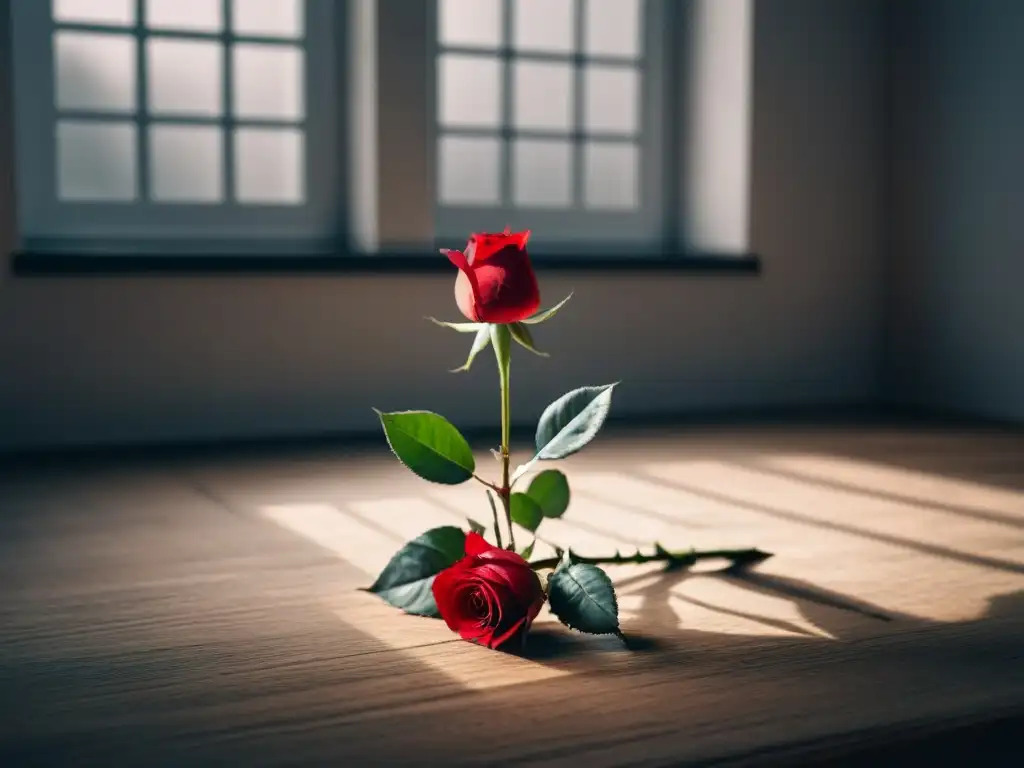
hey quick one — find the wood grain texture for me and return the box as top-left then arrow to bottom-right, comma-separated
0,423 -> 1022,766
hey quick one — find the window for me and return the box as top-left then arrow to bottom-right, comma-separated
6,0 -> 752,261
432,0 -> 667,253
10,0 -> 339,251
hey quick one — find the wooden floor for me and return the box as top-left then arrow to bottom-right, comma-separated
1,422 -> 1022,766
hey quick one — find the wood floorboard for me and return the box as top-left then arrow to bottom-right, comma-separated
0,423 -> 1022,766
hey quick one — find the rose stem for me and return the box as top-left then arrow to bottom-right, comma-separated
527,547 -> 773,572
491,324 -> 516,551
486,490 -> 503,549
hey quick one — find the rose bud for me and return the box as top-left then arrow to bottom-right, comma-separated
432,532 -> 546,650
441,229 -> 541,324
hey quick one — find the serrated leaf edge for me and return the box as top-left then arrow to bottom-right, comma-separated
367,526 -> 468,616
549,563 -> 620,636
511,383 -> 619,484
373,409 -> 475,482
536,383 -> 619,460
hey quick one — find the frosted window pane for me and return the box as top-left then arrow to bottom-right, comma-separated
57,120 -> 136,201
234,128 -> 304,204
150,125 -> 223,202
438,54 -> 501,128
512,139 -> 571,207
584,141 -> 638,209
584,65 -> 639,134
55,32 -> 136,113
513,61 -> 573,131
53,0 -> 135,26
439,0 -> 500,48
584,0 -> 641,58
512,0 -> 573,54
438,136 -> 500,205
231,0 -> 304,38
145,0 -> 222,32
233,44 -> 304,120
147,39 -> 223,116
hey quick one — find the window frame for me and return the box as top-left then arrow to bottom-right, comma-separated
9,0 -> 342,253
429,0 -> 671,256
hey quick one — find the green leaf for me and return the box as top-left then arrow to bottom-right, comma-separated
522,293 -> 573,325
510,492 -> 543,532
509,322 -> 549,357
519,539 -> 536,561
547,563 -> 620,636
450,325 -> 492,373
375,409 -> 476,485
535,383 -> 617,460
426,317 -> 486,333
367,526 -> 467,616
467,518 -> 487,536
526,469 -> 570,518
511,383 -> 618,483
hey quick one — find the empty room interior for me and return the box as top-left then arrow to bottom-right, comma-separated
1,0 -> 1022,765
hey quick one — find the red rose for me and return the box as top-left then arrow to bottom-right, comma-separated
432,532 -> 546,650
441,229 -> 542,324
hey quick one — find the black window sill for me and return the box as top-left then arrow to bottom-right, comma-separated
10,251 -> 761,277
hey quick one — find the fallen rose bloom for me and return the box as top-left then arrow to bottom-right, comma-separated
432,532 -> 546,650
442,229 -> 541,324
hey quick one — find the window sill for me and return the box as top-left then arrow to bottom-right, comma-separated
10,251 -> 761,277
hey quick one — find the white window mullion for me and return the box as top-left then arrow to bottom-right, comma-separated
348,0 -> 434,253
570,0 -> 584,209
498,0 -> 513,208
219,0 -> 234,204
678,0 -> 753,255
11,0 -> 339,253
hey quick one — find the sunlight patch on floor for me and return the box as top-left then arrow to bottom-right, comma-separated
756,453 -> 1024,520
640,460 -> 1024,566
262,503 -> 396,576
349,496 -> 471,543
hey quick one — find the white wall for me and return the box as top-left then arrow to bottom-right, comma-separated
887,0 -> 1024,422
0,0 -> 888,451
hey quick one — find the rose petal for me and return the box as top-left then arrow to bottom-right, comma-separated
487,577 -> 545,650
444,250 -> 486,322
474,560 -> 543,602
489,615 -> 529,650
475,578 -> 504,627
466,248 -> 541,324
451,582 -> 492,641
464,532 -> 500,557
467,535 -> 532,569
441,248 -> 469,271
476,547 -> 531,566
432,560 -> 474,630
469,230 -> 531,263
